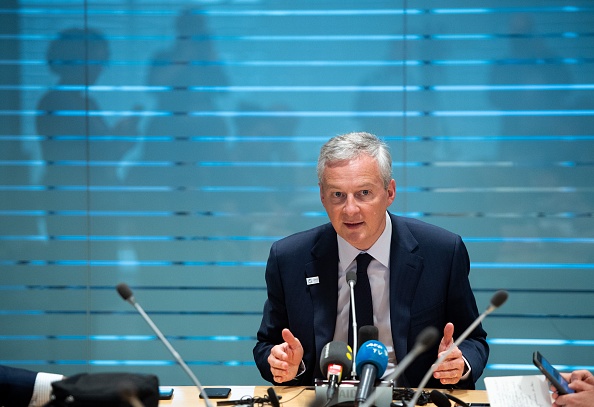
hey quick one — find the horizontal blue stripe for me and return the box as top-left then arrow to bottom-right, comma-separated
3,160 -> 593,168
1,235 -> 592,244
0,210 -> 591,220
488,364 -> 594,371
4,7 -> 588,17
473,263 -> 594,269
489,314 -> 594,319
1,336 -> 592,346
0,359 -> 255,367
0,185 -> 591,193
2,84 -> 594,92
4,57 -> 594,68
1,310 -> 591,319
0,260 -> 591,269
0,260 -> 267,267
0,335 -> 251,341
2,135 -> 593,142
0,285 -> 265,291
0,310 -> 263,316
0,235 -> 279,241
488,338 -> 594,346
8,109 -> 594,118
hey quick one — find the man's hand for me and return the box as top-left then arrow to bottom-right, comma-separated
267,328 -> 304,383
433,322 -> 466,385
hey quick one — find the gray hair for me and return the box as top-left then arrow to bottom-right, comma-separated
317,132 -> 393,188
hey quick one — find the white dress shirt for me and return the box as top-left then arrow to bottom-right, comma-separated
333,212 -> 396,377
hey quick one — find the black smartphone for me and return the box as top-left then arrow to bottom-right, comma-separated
158,387 -> 174,400
532,351 -> 574,394
200,387 -> 232,399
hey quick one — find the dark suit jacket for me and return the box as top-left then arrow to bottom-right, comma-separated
0,365 -> 38,407
253,212 -> 488,389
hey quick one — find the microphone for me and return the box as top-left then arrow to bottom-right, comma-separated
431,390 -> 470,407
319,341 -> 353,403
267,387 -> 281,407
116,283 -> 214,407
357,325 -> 378,353
406,290 -> 509,407
346,270 -> 358,377
354,340 -> 389,407
358,326 -> 439,407
429,390 -> 453,407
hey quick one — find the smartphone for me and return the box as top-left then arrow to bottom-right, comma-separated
532,351 -> 574,394
200,387 -> 232,399
158,387 -> 174,400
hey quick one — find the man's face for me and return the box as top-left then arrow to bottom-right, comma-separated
319,154 -> 396,251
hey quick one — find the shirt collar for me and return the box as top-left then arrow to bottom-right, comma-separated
337,212 -> 392,268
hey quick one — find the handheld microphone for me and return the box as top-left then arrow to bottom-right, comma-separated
359,326 -> 439,407
354,340 -> 389,407
346,270 -> 358,377
319,341 -> 353,403
116,283 -> 214,407
406,290 -> 509,407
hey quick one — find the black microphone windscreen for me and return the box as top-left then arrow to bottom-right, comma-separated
346,271 -> 357,285
490,290 -> 509,308
430,390 -> 451,407
116,283 -> 133,301
267,387 -> 280,407
358,325 -> 378,348
319,341 -> 353,374
417,326 -> 439,349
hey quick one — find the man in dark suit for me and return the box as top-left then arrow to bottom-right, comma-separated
0,365 -> 63,407
253,132 -> 488,389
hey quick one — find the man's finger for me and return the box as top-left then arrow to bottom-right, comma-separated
282,328 -> 301,349
442,322 -> 454,344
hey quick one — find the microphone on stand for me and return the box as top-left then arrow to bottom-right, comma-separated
319,341 -> 353,404
406,290 -> 509,407
346,270 -> 358,378
116,283 -> 214,407
357,325 -> 378,353
358,326 -> 439,407
353,340 -> 389,407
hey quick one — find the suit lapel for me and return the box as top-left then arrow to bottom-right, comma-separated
306,224 -> 339,371
388,214 -> 424,376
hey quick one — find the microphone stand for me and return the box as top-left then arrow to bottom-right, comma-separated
118,284 -> 214,407
406,291 -> 508,407
347,271 -> 358,379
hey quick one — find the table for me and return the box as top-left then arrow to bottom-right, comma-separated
160,386 -> 490,406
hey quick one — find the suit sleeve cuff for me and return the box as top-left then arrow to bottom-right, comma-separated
28,373 -> 65,407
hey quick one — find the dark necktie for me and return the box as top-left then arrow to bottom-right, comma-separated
348,252 -> 374,349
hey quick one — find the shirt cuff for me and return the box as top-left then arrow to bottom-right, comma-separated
460,356 -> 472,381
295,360 -> 306,378
28,372 -> 65,407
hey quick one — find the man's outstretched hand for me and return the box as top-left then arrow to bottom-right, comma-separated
433,322 -> 466,385
267,328 -> 304,383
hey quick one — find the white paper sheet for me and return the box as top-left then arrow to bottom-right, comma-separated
485,375 -> 553,407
